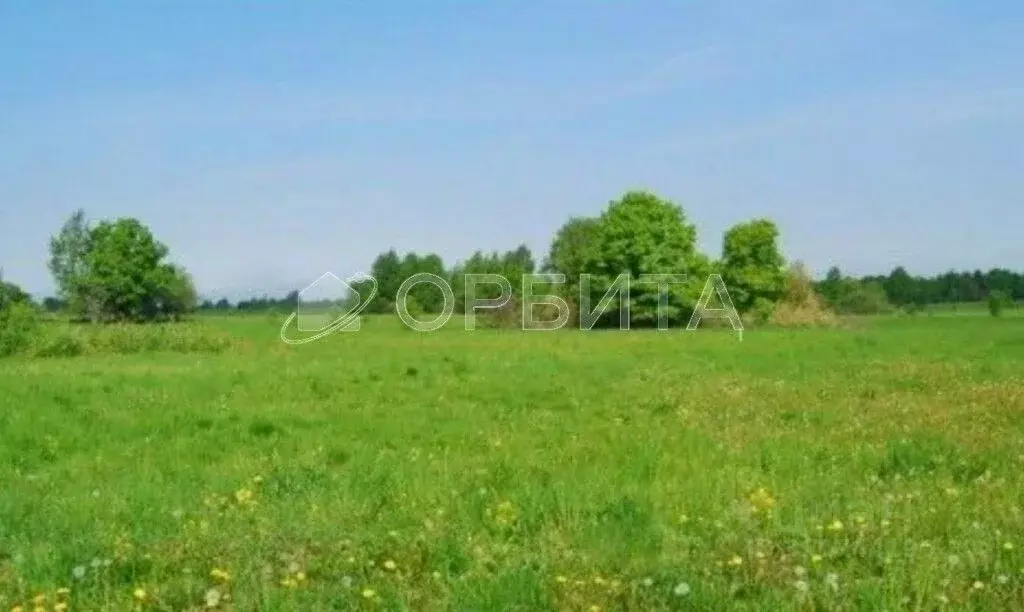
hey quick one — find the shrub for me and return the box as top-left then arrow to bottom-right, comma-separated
33,331 -> 85,358
988,290 -> 1011,317
768,262 -> 838,328
0,301 -> 42,357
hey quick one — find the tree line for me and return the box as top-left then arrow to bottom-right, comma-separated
3,192 -> 1022,327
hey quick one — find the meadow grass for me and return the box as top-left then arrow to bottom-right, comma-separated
1,315 -> 1023,610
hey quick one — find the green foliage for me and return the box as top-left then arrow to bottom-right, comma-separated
46,212 -> 197,323
583,190 -> 710,326
0,301 -> 41,357
47,208 -> 91,314
545,216 -> 600,299
818,267 -> 894,315
720,218 -> 786,313
988,290 -> 1011,317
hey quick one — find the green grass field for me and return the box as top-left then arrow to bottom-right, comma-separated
2,315 -> 1023,610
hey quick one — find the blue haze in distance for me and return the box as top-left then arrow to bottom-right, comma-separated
1,1 -> 1022,301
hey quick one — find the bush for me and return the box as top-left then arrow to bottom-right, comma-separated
768,262 -> 838,328
988,291 -> 1011,317
0,302 -> 42,357
33,331 -> 85,358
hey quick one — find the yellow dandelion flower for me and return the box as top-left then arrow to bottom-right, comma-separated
133,587 -> 147,601
383,560 -> 397,571
10,605 -> 24,612
1004,542 -> 1014,551
827,520 -> 844,532
296,572 -> 307,583
30,596 -> 44,607
54,604 -> 68,612
728,555 -> 743,567
593,576 -> 607,586
210,568 -> 231,582
748,487 -> 776,514
555,575 -> 568,584
811,554 -> 823,564
280,577 -> 297,588
56,588 -> 70,597
973,580 -> 985,590
588,606 -> 602,612
362,588 -> 377,599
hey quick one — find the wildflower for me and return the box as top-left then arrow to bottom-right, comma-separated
673,582 -> 691,596
341,575 -> 354,588
555,575 -> 568,584
937,594 -> 949,604
825,572 -> 839,592
204,588 -> 221,608
728,555 -> 743,567
383,559 -> 397,571
972,580 -> 985,590
233,488 -> 255,506
748,487 -> 776,514
11,606 -> 24,612
678,514 -> 689,524
280,577 -> 297,588
133,587 -> 147,601
54,605 -> 68,612
30,596 -> 44,607
588,606 -> 601,612
493,501 -> 518,527
296,571 -> 308,583
997,575 -> 1009,585
362,588 -> 377,599
827,520 -> 844,532
811,554 -> 823,564
794,566 -> 807,577
56,588 -> 70,597
641,577 -> 654,587
1005,542 -> 1015,551
210,568 -> 231,582
72,565 -> 86,580
431,571 -> 441,580
794,580 -> 809,593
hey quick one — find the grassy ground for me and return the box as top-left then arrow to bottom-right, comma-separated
1,315 -> 1023,610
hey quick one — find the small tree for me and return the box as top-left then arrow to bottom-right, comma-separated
720,218 -> 787,313
988,290 -> 1011,317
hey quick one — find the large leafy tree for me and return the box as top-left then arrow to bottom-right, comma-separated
720,218 -> 787,313
584,190 -> 710,326
47,212 -> 197,322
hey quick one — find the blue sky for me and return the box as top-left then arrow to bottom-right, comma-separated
2,1 -> 1022,301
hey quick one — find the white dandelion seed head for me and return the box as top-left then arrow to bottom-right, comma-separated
205,588 -> 221,607
673,582 -> 691,597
